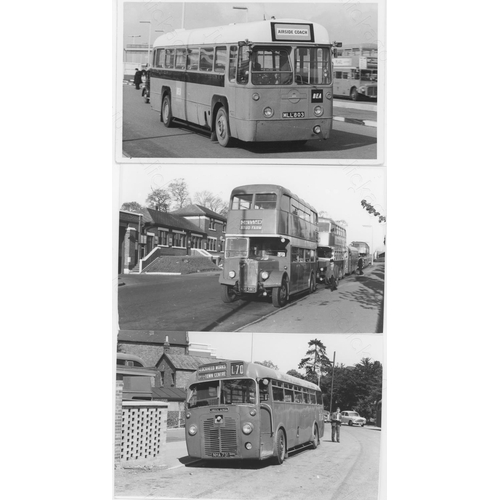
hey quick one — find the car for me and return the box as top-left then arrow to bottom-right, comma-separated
340,410 -> 366,426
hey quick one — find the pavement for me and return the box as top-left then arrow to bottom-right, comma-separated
237,262 -> 385,333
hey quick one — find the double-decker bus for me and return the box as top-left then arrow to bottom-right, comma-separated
333,44 -> 377,101
317,217 -> 347,287
220,184 -> 318,307
150,19 -> 334,147
350,241 -> 371,268
185,360 -> 324,464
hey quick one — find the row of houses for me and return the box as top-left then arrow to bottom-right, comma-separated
118,204 -> 227,274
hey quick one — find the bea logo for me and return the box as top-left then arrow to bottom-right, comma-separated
312,90 -> 323,103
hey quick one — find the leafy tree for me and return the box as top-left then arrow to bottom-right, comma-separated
286,369 -> 304,379
168,178 -> 191,209
255,360 -> 279,370
146,188 -> 170,212
121,201 -> 143,212
361,199 -> 386,223
298,339 -> 332,385
318,211 -> 330,218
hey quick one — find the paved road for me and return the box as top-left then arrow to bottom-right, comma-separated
119,84 -> 377,160
114,424 -> 381,499
118,263 -> 384,333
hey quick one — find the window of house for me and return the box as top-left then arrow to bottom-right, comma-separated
209,218 -> 216,230
173,232 -> 186,247
159,230 -> 168,246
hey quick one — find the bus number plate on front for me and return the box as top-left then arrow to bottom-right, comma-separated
282,111 -> 305,118
210,452 -> 235,457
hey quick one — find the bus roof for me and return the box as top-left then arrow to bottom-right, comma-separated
230,184 -> 317,214
188,360 -> 321,392
154,19 -> 331,48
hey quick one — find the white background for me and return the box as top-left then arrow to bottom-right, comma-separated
2,0 -> 499,499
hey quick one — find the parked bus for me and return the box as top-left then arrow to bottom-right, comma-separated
317,217 -> 347,287
346,245 -> 360,275
350,241 -> 371,268
220,184 -> 318,307
150,19 -> 334,147
185,359 -> 324,464
333,44 -> 377,101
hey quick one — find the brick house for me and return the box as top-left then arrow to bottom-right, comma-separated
172,204 -> 227,255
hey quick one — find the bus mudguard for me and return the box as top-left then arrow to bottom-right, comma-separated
211,95 -> 229,130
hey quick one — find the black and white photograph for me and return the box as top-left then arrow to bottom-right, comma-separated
117,1 -> 383,163
114,331 -> 384,499
117,165 -> 386,333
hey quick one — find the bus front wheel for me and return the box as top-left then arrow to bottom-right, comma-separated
312,424 -> 319,449
215,107 -> 231,147
350,87 -> 359,101
220,285 -> 237,303
274,429 -> 286,465
308,273 -> 316,294
272,279 -> 288,308
162,95 -> 173,127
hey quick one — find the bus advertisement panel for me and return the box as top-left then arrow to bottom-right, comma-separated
185,360 -> 324,464
150,19 -> 334,147
219,184 -> 318,307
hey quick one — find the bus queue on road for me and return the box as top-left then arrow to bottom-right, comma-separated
219,184 -> 371,307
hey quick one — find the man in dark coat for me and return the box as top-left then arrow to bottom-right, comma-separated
133,68 -> 142,89
357,256 -> 364,275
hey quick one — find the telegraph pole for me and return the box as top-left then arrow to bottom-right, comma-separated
329,351 -> 336,415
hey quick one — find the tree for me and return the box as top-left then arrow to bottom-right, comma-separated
146,188 -> 170,212
193,190 -> 228,215
121,201 -> 143,212
361,199 -> 386,223
298,339 -> 332,385
286,369 -> 304,379
255,360 -> 279,370
168,178 -> 191,209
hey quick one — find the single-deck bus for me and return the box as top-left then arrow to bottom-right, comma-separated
220,184 -> 318,307
317,217 -> 347,286
185,360 -> 324,464
150,19 -> 334,147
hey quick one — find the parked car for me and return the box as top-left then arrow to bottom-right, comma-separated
340,410 -> 366,426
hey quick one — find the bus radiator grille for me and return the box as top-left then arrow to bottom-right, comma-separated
203,417 -> 238,456
366,87 -> 377,97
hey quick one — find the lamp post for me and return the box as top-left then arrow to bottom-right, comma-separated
233,6 -> 249,23
362,224 -> 374,265
140,20 -> 152,66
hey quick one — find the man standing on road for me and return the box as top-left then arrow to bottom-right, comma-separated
332,407 -> 342,442
133,68 -> 142,89
357,255 -> 364,275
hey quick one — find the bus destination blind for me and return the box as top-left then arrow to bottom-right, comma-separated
271,22 -> 315,42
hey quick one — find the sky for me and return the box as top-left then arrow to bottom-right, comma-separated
118,164 -> 386,249
122,1 -> 380,49
189,332 -> 383,373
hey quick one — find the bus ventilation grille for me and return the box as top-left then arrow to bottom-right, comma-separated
203,417 -> 238,456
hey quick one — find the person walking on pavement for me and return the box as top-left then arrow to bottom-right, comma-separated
133,68 -> 142,89
325,258 -> 338,291
357,255 -> 364,275
332,407 -> 342,442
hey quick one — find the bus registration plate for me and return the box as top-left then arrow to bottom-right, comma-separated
210,452 -> 235,457
283,111 -> 305,118
243,286 -> 256,292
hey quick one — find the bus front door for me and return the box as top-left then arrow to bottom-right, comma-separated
259,404 -> 274,459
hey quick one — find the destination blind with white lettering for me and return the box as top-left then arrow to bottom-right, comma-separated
198,363 -> 228,380
240,219 -> 263,231
271,22 -> 314,42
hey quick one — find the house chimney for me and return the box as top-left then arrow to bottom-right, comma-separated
164,335 -> 170,354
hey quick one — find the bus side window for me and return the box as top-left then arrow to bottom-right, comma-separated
335,71 -> 342,79
229,45 -> 238,82
272,381 -> 284,402
215,46 -> 227,73
237,47 -> 250,84
187,48 -> 200,70
175,48 -> 187,70
200,47 -> 214,71
156,48 -> 165,68
343,72 -> 349,79
165,49 -> 175,69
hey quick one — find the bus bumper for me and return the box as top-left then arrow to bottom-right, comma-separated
231,118 -> 332,142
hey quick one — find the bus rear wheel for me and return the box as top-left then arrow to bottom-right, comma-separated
272,279 -> 288,308
215,107 -> 231,147
162,95 -> 173,127
220,285 -> 237,303
274,429 -> 286,465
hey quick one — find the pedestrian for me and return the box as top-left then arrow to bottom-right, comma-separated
133,68 -> 142,89
325,258 -> 337,291
331,407 -> 342,442
357,255 -> 364,275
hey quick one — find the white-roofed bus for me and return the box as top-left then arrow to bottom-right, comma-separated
150,19 -> 334,147
185,360 -> 324,464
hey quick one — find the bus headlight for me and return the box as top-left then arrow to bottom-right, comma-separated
326,92 -> 332,100
245,443 -> 253,450
359,86 -> 366,94
252,93 -> 260,101
313,125 -> 322,134
229,270 -> 236,279
320,267 -> 325,272
261,271 -> 269,280
314,106 -> 324,117
242,423 -> 254,435
188,425 -> 198,436
263,107 -> 274,118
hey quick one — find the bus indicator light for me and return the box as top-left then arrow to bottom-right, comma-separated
245,443 -> 253,450
252,93 -> 260,101
263,107 -> 274,118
